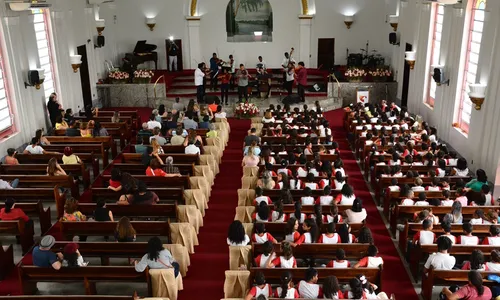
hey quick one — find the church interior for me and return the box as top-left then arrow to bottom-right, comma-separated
0,0 -> 500,299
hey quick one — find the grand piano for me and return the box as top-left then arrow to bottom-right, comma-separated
123,40 -> 158,70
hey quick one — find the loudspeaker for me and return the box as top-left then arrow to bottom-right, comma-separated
309,83 -> 326,92
96,35 -> 105,47
282,94 -> 302,104
28,70 -> 41,85
389,32 -> 400,45
347,54 -> 363,67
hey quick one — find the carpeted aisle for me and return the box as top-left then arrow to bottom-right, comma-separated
324,109 -> 419,300
180,118 -> 250,300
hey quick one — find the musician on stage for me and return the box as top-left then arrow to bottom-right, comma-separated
284,62 -> 295,96
209,53 -> 221,91
256,56 -> 266,75
295,62 -> 307,103
281,50 -> 295,88
228,54 -> 236,90
195,62 -> 206,104
236,64 -> 251,102
218,68 -> 231,105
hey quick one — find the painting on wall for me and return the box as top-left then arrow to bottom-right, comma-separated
226,0 -> 273,42
356,89 -> 370,104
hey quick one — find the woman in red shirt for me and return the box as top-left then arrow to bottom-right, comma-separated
0,198 -> 29,222
108,168 -> 122,192
146,158 -> 181,177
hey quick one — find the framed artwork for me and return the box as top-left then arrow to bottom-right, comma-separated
226,0 -> 273,42
356,88 -> 370,104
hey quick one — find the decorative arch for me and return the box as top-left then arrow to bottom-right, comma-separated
189,0 -> 308,16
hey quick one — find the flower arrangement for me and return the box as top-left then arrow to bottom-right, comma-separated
108,70 -> 129,83
369,68 -> 392,77
344,68 -> 366,82
133,69 -> 154,82
234,102 -> 260,119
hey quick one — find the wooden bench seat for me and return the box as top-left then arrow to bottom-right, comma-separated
0,219 -> 34,254
0,188 -> 58,204
257,204 -> 350,214
383,190 -> 457,217
0,296 -> 136,300
261,136 -> 327,145
100,175 -> 190,189
262,189 -> 341,201
276,153 -> 338,162
16,153 -> 99,176
0,175 -> 78,199
42,144 -> 109,168
262,222 -> 364,240
0,244 -> 13,280
0,163 -> 91,188
18,265 -> 150,296
76,203 -> 177,221
252,243 -> 370,260
59,221 -> 171,241
90,187 -> 184,204
111,163 -> 194,176
45,136 -> 117,162
0,201 -> 51,234
54,123 -> 129,148
121,153 -> 200,165
74,115 -> 134,129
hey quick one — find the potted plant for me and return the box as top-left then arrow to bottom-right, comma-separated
133,69 -> 155,84
108,70 -> 130,84
234,102 -> 260,119
344,67 -> 366,83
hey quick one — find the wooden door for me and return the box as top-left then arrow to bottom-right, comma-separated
77,45 -> 92,109
317,38 -> 335,71
165,39 -> 183,71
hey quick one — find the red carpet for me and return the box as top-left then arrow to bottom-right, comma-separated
180,118 -> 250,300
324,110 -> 418,299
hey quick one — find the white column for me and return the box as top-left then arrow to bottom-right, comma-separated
186,16 -> 202,69
298,15 -> 313,67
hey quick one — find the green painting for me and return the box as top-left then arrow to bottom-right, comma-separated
226,0 -> 273,42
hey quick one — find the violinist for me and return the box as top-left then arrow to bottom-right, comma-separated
256,56 -> 267,75
284,62 -> 295,96
218,68 -> 231,105
209,53 -> 222,91
281,49 -> 296,88
237,64 -> 252,103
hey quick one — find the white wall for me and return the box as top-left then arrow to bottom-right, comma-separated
396,0 -> 500,180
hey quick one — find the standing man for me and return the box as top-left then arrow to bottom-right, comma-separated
47,93 -> 61,128
195,63 -> 206,104
236,64 -> 251,103
295,62 -> 308,103
281,51 -> 295,88
167,41 -> 179,72
284,62 -> 295,96
228,54 -> 236,90
256,56 -> 266,75
209,53 -> 220,91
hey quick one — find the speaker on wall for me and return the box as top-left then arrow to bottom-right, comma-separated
389,32 -> 400,45
95,35 -> 105,48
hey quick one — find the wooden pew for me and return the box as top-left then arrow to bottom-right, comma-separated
250,267 -> 382,291
262,189 -> 341,202
42,144 -> 109,168
45,136 -> 117,161
90,187 -> 184,204
252,243 -> 370,260
99,175 -> 190,189
384,190 -> 457,217
74,115 -> 134,129
0,296 -> 136,300
0,175 -> 78,199
59,221 -> 171,241
265,204 -> 350,214
18,265 -> 150,296
54,122 -> 129,149
0,219 -> 34,254
0,201 -> 51,234
276,153 -> 338,162
111,163 -> 194,176
0,163 -> 91,188
75,203 -> 177,221
0,188 -> 58,204
262,222 -> 364,241
15,153 -> 99,178
421,269 -> 498,300
121,153 -> 200,165
0,244 -> 13,280
261,136 -> 327,145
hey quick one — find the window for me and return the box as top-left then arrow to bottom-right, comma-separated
0,47 -> 14,135
32,9 -> 57,100
456,0 -> 486,133
425,4 -> 444,107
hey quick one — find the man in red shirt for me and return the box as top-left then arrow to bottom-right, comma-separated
295,62 -> 308,103
0,198 -> 29,222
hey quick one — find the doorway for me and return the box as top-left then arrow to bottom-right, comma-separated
77,45 -> 92,109
317,38 -> 335,71
401,43 -> 412,108
165,39 -> 183,72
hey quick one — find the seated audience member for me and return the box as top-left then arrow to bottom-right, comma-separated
111,111 -> 121,123
24,137 -> 49,154
146,158 -> 181,177
335,184 -> 356,205
346,277 -> 366,299
118,181 -> 160,205
170,128 -> 186,145
62,242 -> 86,267
413,219 -> 436,245
253,187 -> 272,205
457,222 -> 479,245
356,227 -> 374,244
274,271 -> 300,298
92,121 -> 108,137
4,148 -> 19,165
294,218 -> 319,245
214,105 -> 227,119
33,235 -> 63,269
242,147 -> 260,167
327,248 -> 350,268
415,192 -> 430,206
135,237 -> 180,277
64,108 -> 74,123
322,276 -> 343,299
227,220 -> 250,246
164,113 -> 178,130
0,198 -> 29,221
115,216 -> 136,242
206,123 -> 218,138
297,268 -> 323,299
55,115 -> 68,130
108,168 -> 123,192
244,128 -> 260,148
62,147 -> 81,164
267,242 -> 297,268
252,223 -> 278,244
441,190 -> 454,206
441,270 -> 492,300
440,222 -> 457,244
0,178 -> 19,189
147,114 -> 162,129
62,197 -> 86,222
338,223 -> 355,243
137,122 -> 153,140
47,157 -> 67,176
164,156 -> 181,175
245,271 -> 272,300
345,198 -> 367,223
423,236 -> 455,273
451,157 -> 470,177
183,112 -> 198,130
412,178 -> 425,192
135,136 -> 149,155
465,169 -> 488,193
284,218 -> 300,243
93,200 -> 114,222
254,241 -> 274,268
450,201 -> 463,223
80,121 -> 93,137
185,139 -> 201,155
316,186 -> 334,205
151,138 -> 164,155
300,187 -> 315,205
199,115 -> 211,129
65,120 -> 81,136
149,127 -> 166,145
36,129 -> 50,146
183,129 -> 203,147
319,222 -> 342,244
482,225 -> 500,245
461,249 -> 486,271
486,250 -> 500,271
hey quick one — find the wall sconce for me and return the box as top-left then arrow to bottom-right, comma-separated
405,51 -> 416,70
70,55 -> 82,73
25,69 -> 45,90
146,17 -> 156,31
96,19 -> 105,36
389,15 -> 399,31
468,83 -> 487,110
344,15 -> 354,29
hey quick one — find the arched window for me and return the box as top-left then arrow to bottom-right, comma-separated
33,9 -> 57,101
425,4 -> 444,108
456,0 -> 486,133
0,45 -> 14,136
